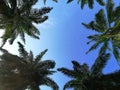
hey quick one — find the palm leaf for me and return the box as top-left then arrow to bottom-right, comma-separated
57,68 -> 75,78
106,0 -> 114,24
95,9 -> 107,32
17,42 -> 28,58
114,6 -> 120,21
41,77 -> 59,90
112,41 -> 120,62
72,60 -> 82,71
35,60 -> 55,69
67,0 -> 73,4
96,0 -> 105,6
81,0 -> 88,9
35,49 -> 48,63
88,0 -> 94,9
91,53 -> 110,76
63,80 -> 85,90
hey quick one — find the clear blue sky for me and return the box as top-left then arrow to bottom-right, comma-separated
2,0 -> 120,90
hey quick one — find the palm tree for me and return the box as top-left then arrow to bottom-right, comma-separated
43,0 -> 104,9
0,42 -> 59,90
58,53 -> 111,90
66,0 -> 105,9
0,0 -> 52,47
82,0 -> 120,62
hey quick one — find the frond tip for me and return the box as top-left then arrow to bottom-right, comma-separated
35,49 -> 48,63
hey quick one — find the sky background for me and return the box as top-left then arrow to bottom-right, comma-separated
0,0 -> 120,90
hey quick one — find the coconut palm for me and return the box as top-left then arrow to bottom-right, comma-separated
0,0 -> 52,47
66,0 -> 105,9
43,0 -> 104,9
58,53 -> 111,90
82,0 -> 120,62
0,42 -> 59,90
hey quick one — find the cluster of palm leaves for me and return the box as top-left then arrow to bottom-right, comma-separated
0,0 -> 52,47
82,0 -> 120,62
43,0 -> 105,9
66,0 -> 105,9
0,42 -> 58,90
58,53 -> 120,90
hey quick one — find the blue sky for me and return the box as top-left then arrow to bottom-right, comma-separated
1,0 -> 120,90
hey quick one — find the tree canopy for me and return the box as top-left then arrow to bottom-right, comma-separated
0,0 -> 52,47
0,42 -> 58,90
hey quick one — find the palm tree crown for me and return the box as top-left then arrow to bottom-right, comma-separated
0,0 -> 52,47
66,0 -> 105,9
82,0 -> 120,62
0,42 -> 58,90
58,53 -> 111,90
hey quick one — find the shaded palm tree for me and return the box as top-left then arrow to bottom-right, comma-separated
58,53 -> 112,90
43,0 -> 104,9
0,42 -> 58,90
0,0 -> 52,47
82,0 -> 120,62
66,0 -> 105,9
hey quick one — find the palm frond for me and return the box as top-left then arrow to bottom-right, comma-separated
88,0 -> 94,9
35,49 -> 48,63
63,80 -> 85,90
41,77 -> 59,90
114,6 -> 120,21
66,0 -> 104,9
86,39 -> 103,54
91,53 -> 110,76
95,9 -> 108,32
106,0 -> 114,24
72,60 -> 82,71
35,60 -> 55,69
96,0 -> 105,6
17,42 -> 28,58
81,0 -> 88,9
57,68 -> 75,78
67,0 -> 73,4
28,51 -> 34,62
112,43 -> 120,62
43,0 -> 58,4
